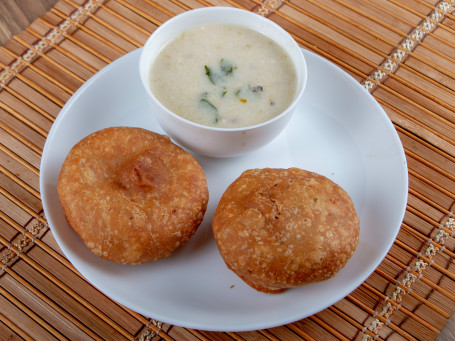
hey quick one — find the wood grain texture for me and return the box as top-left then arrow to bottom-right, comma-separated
0,0 -> 58,45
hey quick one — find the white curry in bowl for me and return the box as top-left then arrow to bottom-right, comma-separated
139,7 -> 307,157
149,23 -> 298,128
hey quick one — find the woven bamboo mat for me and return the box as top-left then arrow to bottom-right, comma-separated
0,0 -> 454,340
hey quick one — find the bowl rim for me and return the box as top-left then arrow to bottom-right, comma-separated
139,6 -> 308,132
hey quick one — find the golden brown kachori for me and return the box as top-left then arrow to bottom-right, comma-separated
57,127 -> 209,265
213,168 -> 359,293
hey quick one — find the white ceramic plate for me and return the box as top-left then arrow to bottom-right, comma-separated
40,48 -> 408,332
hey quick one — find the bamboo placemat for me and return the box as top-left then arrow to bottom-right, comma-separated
0,0 -> 454,340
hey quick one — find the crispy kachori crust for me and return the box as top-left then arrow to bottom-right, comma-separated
57,127 -> 208,264
213,168 -> 359,293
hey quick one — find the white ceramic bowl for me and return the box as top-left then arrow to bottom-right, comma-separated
139,7 -> 307,157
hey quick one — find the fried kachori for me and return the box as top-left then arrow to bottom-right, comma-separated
57,127 -> 209,265
213,168 -> 359,293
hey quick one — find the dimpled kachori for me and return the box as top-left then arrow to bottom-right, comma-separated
57,127 -> 209,265
213,168 -> 359,293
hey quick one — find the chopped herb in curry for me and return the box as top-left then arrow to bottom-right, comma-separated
202,59 -> 265,123
200,92 -> 219,123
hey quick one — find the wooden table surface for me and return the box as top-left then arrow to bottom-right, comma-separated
0,1 -> 454,340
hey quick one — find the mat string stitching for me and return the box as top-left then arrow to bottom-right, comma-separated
0,216 -> 48,274
363,0 -> 455,93
254,0 -> 284,17
0,0 -> 105,90
362,215 -> 454,340
136,319 -> 162,341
